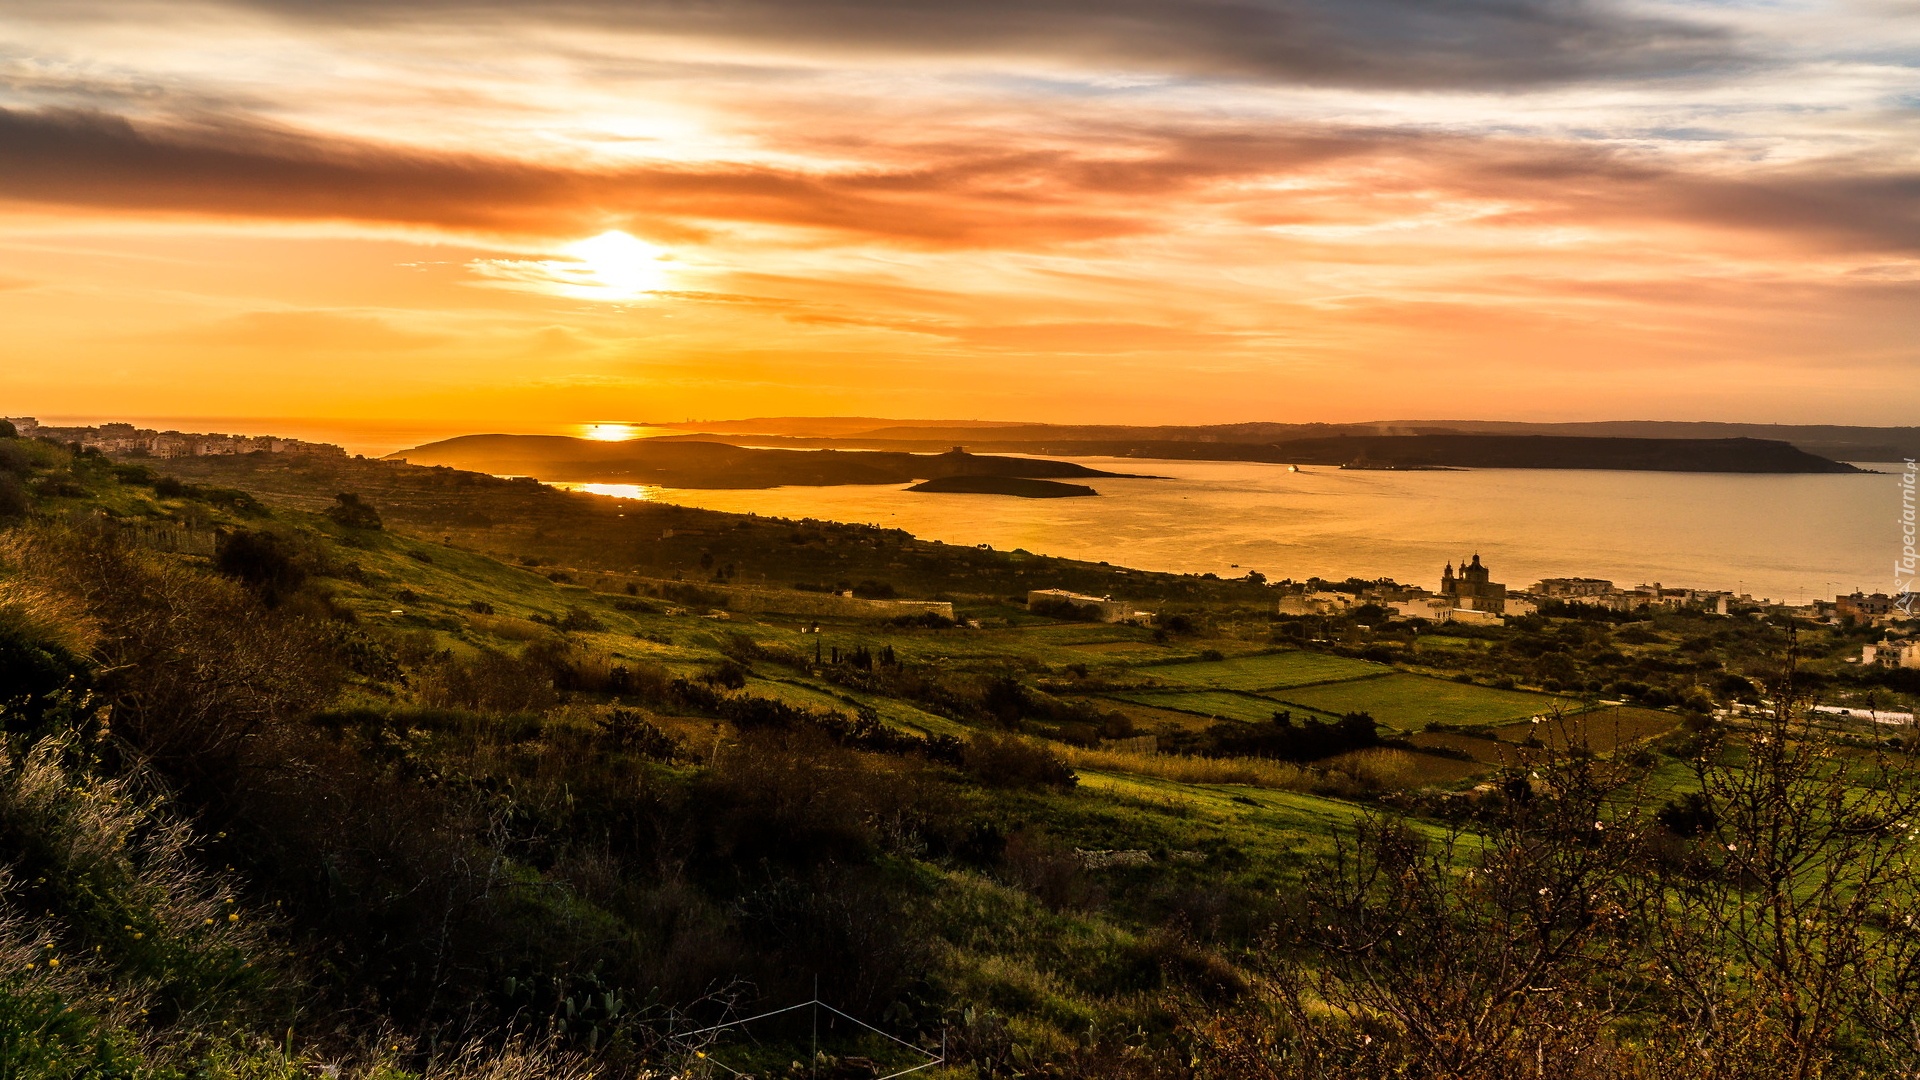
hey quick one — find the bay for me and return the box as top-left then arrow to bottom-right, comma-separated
557,458 -> 1907,603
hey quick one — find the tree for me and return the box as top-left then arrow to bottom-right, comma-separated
324,491 -> 382,530
1631,642 -> 1920,1076
1206,715 -> 1647,1079
214,528 -> 307,607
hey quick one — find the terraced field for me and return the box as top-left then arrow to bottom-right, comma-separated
1109,689 -> 1344,724
1136,650 -> 1386,691
1269,672 -> 1577,731
1490,705 -> 1679,751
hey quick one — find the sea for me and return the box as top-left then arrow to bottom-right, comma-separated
38,416 -> 1908,601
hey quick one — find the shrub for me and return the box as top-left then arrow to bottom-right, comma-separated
0,474 -> 29,521
5,526 -> 336,789
597,709 -> 682,760
214,529 -> 309,607
699,660 -> 749,690
414,646 -> 559,713
963,734 -> 1077,790
0,578 -> 98,738
1000,828 -> 1099,911
323,492 -> 382,530
1656,791 -> 1718,837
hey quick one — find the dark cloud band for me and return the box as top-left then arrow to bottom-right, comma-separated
2,104 -> 1916,258
121,0 -> 1746,90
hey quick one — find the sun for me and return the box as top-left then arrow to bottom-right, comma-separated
563,230 -> 669,297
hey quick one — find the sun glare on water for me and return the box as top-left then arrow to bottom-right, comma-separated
554,482 -> 661,501
581,423 -> 642,441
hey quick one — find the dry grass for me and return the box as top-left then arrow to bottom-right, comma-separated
1058,745 -> 1314,791
0,533 -> 100,656
467,613 -> 550,641
1059,744 -> 1432,795
1319,748 -> 1420,791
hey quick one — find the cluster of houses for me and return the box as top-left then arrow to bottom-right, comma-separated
1268,555 -> 1716,625
1268,557 -> 1917,630
5,417 -> 345,459
1027,554 -> 1909,632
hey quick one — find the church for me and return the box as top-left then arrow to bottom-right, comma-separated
1441,553 -> 1508,614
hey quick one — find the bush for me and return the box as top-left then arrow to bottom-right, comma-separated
1206,711 -> 1379,762
700,660 -> 749,690
1656,791 -> 1718,837
323,492 -> 382,530
6,527 -> 336,790
963,734 -> 1077,789
214,529 -> 308,607
0,474 -> 28,521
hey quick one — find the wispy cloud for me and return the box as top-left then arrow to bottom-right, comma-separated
0,0 -> 1914,423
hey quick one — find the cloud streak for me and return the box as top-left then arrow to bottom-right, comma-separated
201,0 -> 1747,90
2,103 -> 1916,260
0,0 -> 1914,424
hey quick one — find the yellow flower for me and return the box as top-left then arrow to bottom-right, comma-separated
228,913 -> 239,922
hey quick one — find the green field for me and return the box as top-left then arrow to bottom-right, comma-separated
1108,689 -> 1341,724
1137,650 -> 1387,690
1491,704 -> 1679,750
1269,672 -> 1576,730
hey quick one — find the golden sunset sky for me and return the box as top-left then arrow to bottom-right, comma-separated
1,0 -> 1916,425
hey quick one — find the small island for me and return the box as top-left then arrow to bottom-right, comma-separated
907,475 -> 1098,498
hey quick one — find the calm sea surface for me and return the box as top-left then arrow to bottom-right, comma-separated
36,417 -> 1901,600
560,459 -> 1907,604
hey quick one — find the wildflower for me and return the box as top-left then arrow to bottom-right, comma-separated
228,913 -> 239,922
204,918 -> 215,925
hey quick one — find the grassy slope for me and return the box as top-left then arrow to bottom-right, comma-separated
23,457 -> 1423,1056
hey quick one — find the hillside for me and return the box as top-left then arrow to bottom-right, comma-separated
4,430 -> 1919,1078
388,435 -> 1158,488
657,418 -> 1904,467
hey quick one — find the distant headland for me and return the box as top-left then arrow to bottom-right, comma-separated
908,475 -> 1099,498
627,423 -> 1867,475
386,434 -> 1163,489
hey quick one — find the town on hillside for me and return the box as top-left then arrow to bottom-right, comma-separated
4,416 -> 345,459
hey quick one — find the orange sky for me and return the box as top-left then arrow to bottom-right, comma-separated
1,0 -> 1916,426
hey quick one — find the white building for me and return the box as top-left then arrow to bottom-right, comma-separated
1028,588 -> 1133,623
1863,640 -> 1920,668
